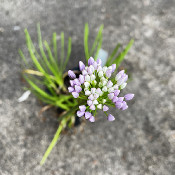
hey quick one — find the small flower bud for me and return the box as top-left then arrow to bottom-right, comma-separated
75,85 -> 82,93
102,86 -> 107,92
85,90 -> 91,96
97,104 -> 102,109
103,66 -> 107,73
90,104 -> 95,110
91,88 -> 96,94
93,100 -> 98,105
124,94 -> 134,101
68,87 -> 74,93
112,96 -> 118,103
74,78 -> 81,86
114,90 -> 120,96
112,64 -> 116,72
97,58 -> 102,65
85,112 -> 91,119
84,82 -> 90,88
115,102 -> 123,109
79,105 -> 86,112
88,94 -> 94,101
108,93 -> 114,100
87,100 -> 93,106
108,114 -> 115,121
90,74 -> 96,81
79,61 -> 85,71
85,75 -> 91,82
68,70 -> 76,79
88,57 -> 95,66
93,61 -> 98,69
72,92 -> 79,98
77,111 -> 84,117
89,115 -> 95,122
120,83 -> 127,89
103,105 -> 109,111
98,71 -> 103,77
107,80 -> 113,88
79,75 -> 85,84
102,99 -> 106,104
108,87 -> 114,93
82,70 -> 88,76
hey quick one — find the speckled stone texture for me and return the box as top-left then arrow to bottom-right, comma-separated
0,0 -> 175,174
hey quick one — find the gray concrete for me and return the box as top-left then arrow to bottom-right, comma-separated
0,0 -> 175,174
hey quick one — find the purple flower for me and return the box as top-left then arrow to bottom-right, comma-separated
115,102 -> 123,109
116,70 -> 125,81
97,58 -> 102,65
79,105 -> 86,112
79,61 -> 85,71
103,105 -> 109,111
124,94 -> 134,101
106,69 -> 112,78
68,70 -> 76,79
89,115 -> 95,122
68,87 -> 74,93
114,90 -> 120,96
108,93 -> 114,100
117,97 -> 124,102
75,85 -> 82,93
87,100 -> 93,106
88,94 -> 94,101
112,96 -> 118,103
112,64 -> 116,72
90,104 -> 95,110
107,80 -> 113,88
85,112 -> 91,119
87,66 -> 93,75
77,111 -> 84,117
93,61 -> 98,69
107,114 -> 115,121
121,101 -> 128,110
88,57 -> 95,66
79,75 -> 85,84
70,80 -> 74,86
72,92 -> 79,98
73,78 -> 81,86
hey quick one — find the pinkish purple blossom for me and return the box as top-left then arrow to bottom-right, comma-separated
68,57 -> 134,122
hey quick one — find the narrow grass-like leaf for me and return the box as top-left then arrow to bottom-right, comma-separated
106,44 -> 121,66
52,32 -> 57,61
19,49 -> 28,65
94,36 -> 103,60
90,24 -> 104,57
63,37 -> 72,71
60,32 -> 64,69
114,39 -> 134,69
84,23 -> 90,63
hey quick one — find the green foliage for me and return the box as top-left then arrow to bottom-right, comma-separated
19,24 -> 76,110
20,23 -> 134,165
84,23 -> 104,63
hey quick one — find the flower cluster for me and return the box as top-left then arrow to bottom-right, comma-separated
68,57 -> 134,122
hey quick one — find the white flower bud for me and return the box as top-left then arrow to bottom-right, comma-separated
93,80 -> 97,85
97,66 -> 102,72
108,66 -> 112,70
85,75 -> 90,82
102,86 -> 107,92
91,88 -> 96,94
120,83 -> 127,89
82,70 -> 88,75
99,82 -> 103,87
90,74 -> 96,81
108,87 -> 114,93
89,65 -> 94,72
85,90 -> 91,96
102,99 -> 106,104
102,66 -> 107,73
98,71 -> 103,77
97,104 -> 102,109
84,82 -> 90,88
93,100 -> 98,105
94,93 -> 99,99
102,80 -> 107,86
113,84 -> 118,90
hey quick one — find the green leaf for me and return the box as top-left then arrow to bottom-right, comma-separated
114,39 -> 134,69
19,49 -> 28,65
52,32 -> 57,61
63,37 -> 72,71
106,43 -> 121,66
84,23 -> 90,63
94,36 -> 103,60
90,24 -> 104,58
60,32 -> 65,69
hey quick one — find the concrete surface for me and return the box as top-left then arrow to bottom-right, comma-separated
0,0 -> 175,174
